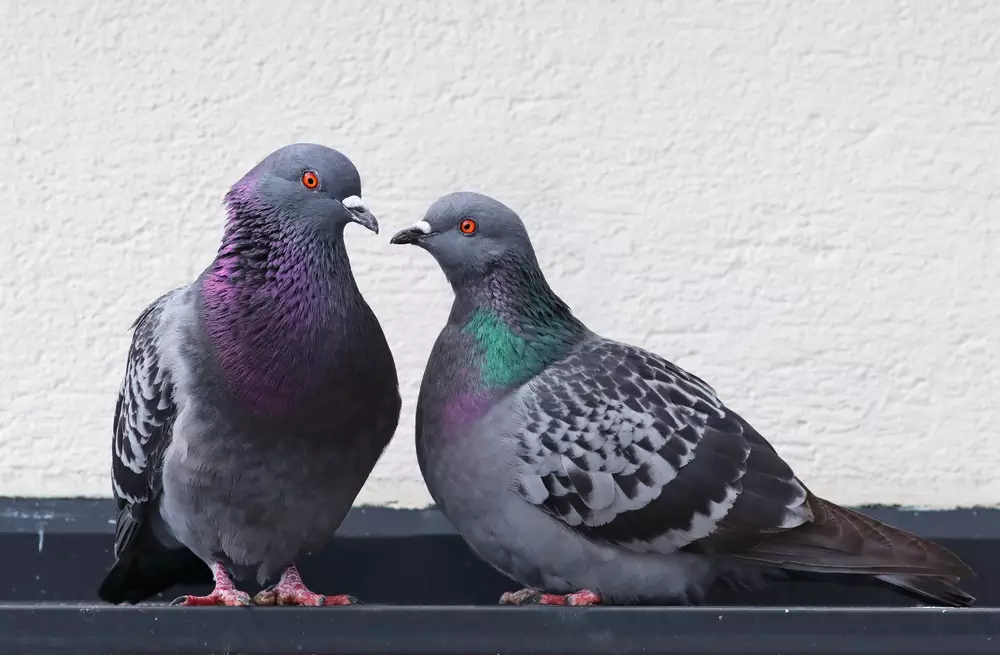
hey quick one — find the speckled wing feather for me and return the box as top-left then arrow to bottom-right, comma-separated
110,290 -> 180,558
513,338 -> 812,554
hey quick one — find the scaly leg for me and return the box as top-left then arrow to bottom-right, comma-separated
170,562 -> 252,607
500,587 -> 602,606
253,565 -> 359,607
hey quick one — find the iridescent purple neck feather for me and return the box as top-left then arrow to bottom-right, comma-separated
199,176 -> 362,416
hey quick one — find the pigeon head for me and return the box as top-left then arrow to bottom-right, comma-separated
226,143 -> 378,235
390,191 -> 537,286
394,192 -> 589,391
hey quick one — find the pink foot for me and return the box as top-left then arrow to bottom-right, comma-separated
170,562 -> 251,607
253,565 -> 359,607
499,587 -> 602,606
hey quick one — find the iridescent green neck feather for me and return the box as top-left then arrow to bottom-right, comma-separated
462,309 -> 543,388
459,264 -> 588,390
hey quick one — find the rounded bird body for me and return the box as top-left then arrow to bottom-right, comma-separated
100,144 -> 400,606
393,191 -> 975,607
416,333 -> 719,604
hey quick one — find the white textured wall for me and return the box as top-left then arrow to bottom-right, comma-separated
1,1 -> 998,508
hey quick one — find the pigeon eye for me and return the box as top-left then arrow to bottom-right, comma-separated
459,218 -> 478,235
301,171 -> 320,190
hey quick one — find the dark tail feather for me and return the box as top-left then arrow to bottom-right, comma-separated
98,547 -> 208,604
877,574 -> 975,607
97,557 -> 140,605
727,495 -> 975,603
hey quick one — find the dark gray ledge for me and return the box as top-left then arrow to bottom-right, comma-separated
1,498 -> 997,654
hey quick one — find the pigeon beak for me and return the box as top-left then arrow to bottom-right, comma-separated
390,221 -> 432,245
341,196 -> 379,234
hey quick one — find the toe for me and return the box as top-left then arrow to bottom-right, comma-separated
500,588 -> 543,605
277,590 -> 324,606
170,594 -> 218,607
253,587 -> 277,606
229,591 -> 253,607
322,594 -> 358,606
566,590 -> 601,606
534,594 -> 569,606
296,592 -> 325,607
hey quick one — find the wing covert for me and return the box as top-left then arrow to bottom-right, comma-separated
110,291 -> 180,557
513,339 -> 811,553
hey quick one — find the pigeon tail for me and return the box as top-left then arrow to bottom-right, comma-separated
98,547 -> 209,605
724,495 -> 975,606
876,573 -> 974,607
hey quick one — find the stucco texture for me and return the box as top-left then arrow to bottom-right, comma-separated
1,1 -> 998,508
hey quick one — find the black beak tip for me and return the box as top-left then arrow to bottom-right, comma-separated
390,228 -> 421,245
355,213 -> 379,234
343,200 -> 379,234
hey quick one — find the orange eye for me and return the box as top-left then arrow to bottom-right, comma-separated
459,218 -> 478,235
301,171 -> 319,189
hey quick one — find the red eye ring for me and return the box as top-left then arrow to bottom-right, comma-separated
301,171 -> 320,189
459,218 -> 477,235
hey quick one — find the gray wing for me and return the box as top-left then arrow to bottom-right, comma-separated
111,290 -> 181,558
512,338 -> 812,554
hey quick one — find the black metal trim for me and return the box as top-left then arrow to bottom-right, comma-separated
0,497 -> 457,536
2,604 -> 998,655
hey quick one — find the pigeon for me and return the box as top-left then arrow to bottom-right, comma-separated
98,144 -> 401,607
390,191 -> 975,607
